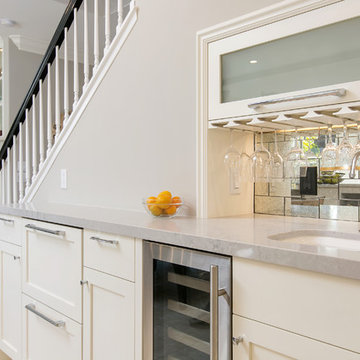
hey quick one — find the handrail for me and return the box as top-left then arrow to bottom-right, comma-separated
0,0 -> 84,169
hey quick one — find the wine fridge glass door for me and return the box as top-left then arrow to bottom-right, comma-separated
143,241 -> 231,360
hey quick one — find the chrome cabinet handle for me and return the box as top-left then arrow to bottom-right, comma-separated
90,236 -> 119,245
248,88 -> 346,109
232,336 -> 244,345
13,256 -> 20,260
0,217 -> 14,224
25,224 -> 65,237
210,265 -> 226,360
25,304 -> 65,328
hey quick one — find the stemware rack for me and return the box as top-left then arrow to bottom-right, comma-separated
208,101 -> 360,133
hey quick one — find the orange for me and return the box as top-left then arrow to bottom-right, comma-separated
171,196 -> 182,208
149,205 -> 162,216
164,205 -> 177,216
146,196 -> 157,209
156,191 -> 172,209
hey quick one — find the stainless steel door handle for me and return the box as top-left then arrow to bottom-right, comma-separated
25,304 -> 65,328
210,265 -> 226,360
90,236 -> 119,245
25,224 -> 65,237
0,217 -> 14,224
248,88 -> 346,109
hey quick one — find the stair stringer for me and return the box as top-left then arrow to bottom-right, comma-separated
22,6 -> 138,203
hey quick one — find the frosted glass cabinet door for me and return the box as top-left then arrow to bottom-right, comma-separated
208,0 -> 360,120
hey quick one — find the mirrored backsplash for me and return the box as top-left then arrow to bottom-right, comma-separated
254,130 -> 360,222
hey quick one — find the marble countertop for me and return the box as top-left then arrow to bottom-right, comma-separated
1,203 -> 360,280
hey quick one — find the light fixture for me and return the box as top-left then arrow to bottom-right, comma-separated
0,18 -> 16,27
249,60 -> 258,64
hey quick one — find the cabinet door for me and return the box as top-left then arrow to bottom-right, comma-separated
233,315 -> 360,360
22,220 -> 82,322
208,0 -> 360,120
22,294 -> 82,360
0,241 -> 21,360
83,267 -> 135,360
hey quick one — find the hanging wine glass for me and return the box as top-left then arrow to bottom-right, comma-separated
284,129 -> 308,179
239,152 -> 251,183
320,125 -> 337,172
353,124 -> 360,171
224,129 -> 241,194
271,132 -> 284,181
335,123 -> 353,172
250,129 -> 272,183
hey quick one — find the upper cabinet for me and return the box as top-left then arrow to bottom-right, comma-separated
206,0 -> 360,120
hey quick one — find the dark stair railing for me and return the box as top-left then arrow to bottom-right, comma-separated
0,0 -> 83,168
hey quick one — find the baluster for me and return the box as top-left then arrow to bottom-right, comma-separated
47,63 -> 53,155
25,109 -> 31,192
94,0 -> 99,71
130,0 -> 135,11
83,0 -> 89,89
12,136 -> 18,204
1,160 -> 5,204
55,46 -> 61,139
117,0 -> 123,33
73,8 -> 79,105
32,95 -> 38,182
105,0 -> 110,51
19,123 -> 24,202
39,80 -> 45,166
64,28 -> 69,122
6,148 -> 12,205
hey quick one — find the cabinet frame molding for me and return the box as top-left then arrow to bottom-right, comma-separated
196,0 -> 347,218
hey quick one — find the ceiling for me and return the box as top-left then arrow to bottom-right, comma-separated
0,0 -> 68,46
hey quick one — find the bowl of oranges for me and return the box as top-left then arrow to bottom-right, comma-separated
143,191 -> 183,218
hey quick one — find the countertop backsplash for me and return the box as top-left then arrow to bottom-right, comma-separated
254,130 -> 360,222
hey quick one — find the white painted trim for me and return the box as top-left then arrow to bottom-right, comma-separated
196,0 -> 344,218
22,6 -> 138,203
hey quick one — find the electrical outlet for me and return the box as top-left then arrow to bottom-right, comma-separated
60,169 -> 67,189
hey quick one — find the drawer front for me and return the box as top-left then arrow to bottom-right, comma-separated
233,315 -> 360,360
22,220 -> 82,322
22,295 -> 82,360
84,230 -> 135,281
0,215 -> 22,246
233,258 -> 360,354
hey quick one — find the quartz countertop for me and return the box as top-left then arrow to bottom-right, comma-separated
1,203 -> 360,280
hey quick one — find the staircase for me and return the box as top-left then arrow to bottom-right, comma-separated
0,0 -> 138,205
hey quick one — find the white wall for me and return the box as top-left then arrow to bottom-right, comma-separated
32,0 -> 282,214
2,37 -> 42,140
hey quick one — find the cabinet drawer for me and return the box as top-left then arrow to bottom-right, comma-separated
22,294 -> 82,360
22,220 -> 82,322
233,315 -> 360,360
0,215 -> 22,246
233,258 -> 360,354
84,230 -> 135,281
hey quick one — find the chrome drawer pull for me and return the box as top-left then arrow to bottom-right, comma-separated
13,256 -> 20,260
232,336 -> 244,345
90,236 -> 119,245
25,304 -> 65,328
248,88 -> 346,109
25,224 -> 65,237
0,217 -> 14,224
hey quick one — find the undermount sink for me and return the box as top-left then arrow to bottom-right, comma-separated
268,230 -> 360,251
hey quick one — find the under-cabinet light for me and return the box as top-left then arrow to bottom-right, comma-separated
249,60 -> 258,64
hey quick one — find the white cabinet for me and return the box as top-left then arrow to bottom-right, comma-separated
84,230 -> 135,281
205,0 -> 360,120
83,267 -> 135,360
0,241 -> 21,360
0,215 -> 22,246
22,294 -> 82,360
233,257 -> 360,356
233,315 -> 360,360
22,220 -> 83,322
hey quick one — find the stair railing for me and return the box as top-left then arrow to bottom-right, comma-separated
0,0 -> 132,204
